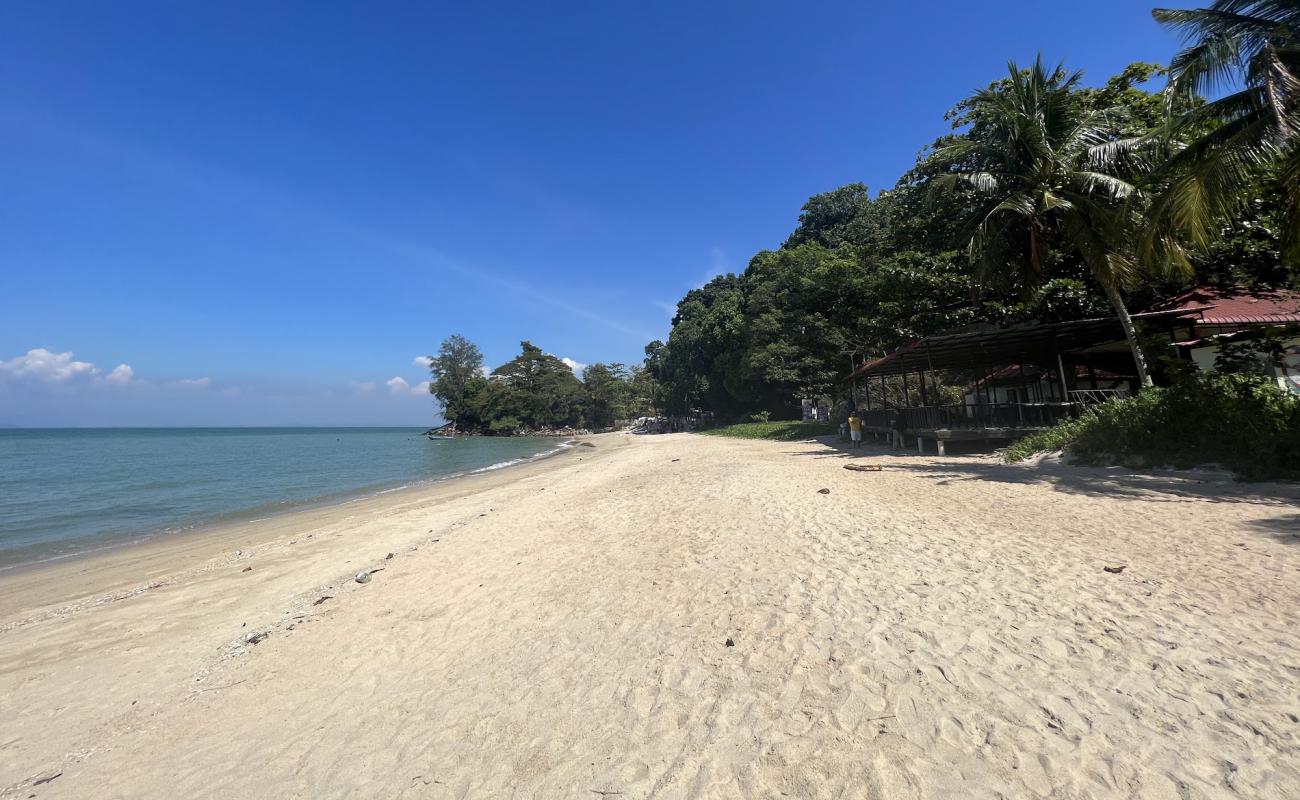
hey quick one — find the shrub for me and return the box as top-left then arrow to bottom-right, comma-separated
1005,374 -> 1300,480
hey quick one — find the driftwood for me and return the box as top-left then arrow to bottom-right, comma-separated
844,464 -> 883,472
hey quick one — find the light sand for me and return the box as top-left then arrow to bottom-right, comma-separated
2,432 -> 1299,799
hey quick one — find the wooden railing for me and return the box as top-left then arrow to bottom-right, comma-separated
857,403 -> 1080,432
901,402 -> 1080,431
859,409 -> 896,429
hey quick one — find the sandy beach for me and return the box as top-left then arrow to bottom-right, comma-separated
2,432 -> 1299,799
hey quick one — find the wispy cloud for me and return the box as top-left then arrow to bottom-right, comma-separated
695,246 -> 732,288
653,299 -> 678,318
172,377 -> 211,389
5,108 -> 657,343
649,247 -> 733,330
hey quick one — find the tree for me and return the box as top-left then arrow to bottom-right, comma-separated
582,363 -> 632,429
927,56 -> 1179,387
626,365 -> 657,417
1151,1 -> 1300,261
488,341 -> 586,431
427,334 -> 484,421
783,183 -> 874,248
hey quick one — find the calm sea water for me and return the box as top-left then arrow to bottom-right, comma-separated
0,428 -> 567,569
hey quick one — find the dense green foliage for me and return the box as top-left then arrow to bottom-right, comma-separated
699,420 -> 836,441
1004,375 -> 1300,479
427,337 -> 653,434
644,12 -> 1299,424
429,3 -> 1300,466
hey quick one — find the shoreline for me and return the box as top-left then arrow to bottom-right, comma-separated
0,435 -> 580,580
2,433 -> 1298,798
0,435 -> 591,609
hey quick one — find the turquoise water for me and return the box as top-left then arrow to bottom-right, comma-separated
0,428 -> 566,569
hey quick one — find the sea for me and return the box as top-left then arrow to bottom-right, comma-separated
0,428 -> 569,570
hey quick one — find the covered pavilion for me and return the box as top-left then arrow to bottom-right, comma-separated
844,306 -> 1208,454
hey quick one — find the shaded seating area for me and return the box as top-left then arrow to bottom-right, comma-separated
846,307 -> 1207,454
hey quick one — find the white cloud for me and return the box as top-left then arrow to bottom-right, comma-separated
173,377 -> 211,389
386,376 -> 428,396
105,364 -> 135,385
0,348 -> 98,382
479,365 -> 492,378
560,357 -> 587,375
413,356 -> 433,369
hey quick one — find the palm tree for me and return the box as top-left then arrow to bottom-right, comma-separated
930,56 -> 1171,387
1151,1 -> 1300,259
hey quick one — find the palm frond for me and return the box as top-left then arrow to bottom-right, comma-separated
1070,171 -> 1139,201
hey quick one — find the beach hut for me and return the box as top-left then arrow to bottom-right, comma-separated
1148,286 -> 1300,393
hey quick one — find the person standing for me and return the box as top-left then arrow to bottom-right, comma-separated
847,411 -> 862,449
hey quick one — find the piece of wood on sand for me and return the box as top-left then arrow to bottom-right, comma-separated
844,464 -> 882,472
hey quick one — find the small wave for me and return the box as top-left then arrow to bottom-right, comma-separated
472,459 -> 525,473
468,439 -> 576,474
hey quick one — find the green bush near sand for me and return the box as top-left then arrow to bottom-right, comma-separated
1005,375 -> 1300,480
700,420 -> 836,441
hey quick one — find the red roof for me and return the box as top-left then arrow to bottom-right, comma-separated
1147,286 -> 1300,326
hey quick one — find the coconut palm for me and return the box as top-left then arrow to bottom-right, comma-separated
929,56 -> 1170,387
1151,1 -> 1300,258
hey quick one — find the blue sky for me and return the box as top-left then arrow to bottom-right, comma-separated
0,1 -> 1185,426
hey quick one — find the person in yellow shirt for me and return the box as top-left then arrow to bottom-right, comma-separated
847,411 -> 862,449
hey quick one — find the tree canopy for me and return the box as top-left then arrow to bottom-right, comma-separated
645,38 -> 1297,422
426,337 -> 654,434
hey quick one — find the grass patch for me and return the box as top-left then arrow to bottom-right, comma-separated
699,420 -> 836,441
1004,374 -> 1300,480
